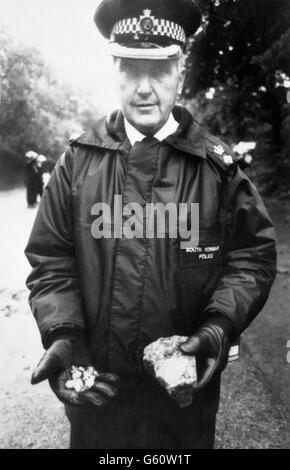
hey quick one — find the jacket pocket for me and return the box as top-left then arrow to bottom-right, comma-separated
179,241 -> 222,268
175,225 -> 225,335
178,215 -> 226,266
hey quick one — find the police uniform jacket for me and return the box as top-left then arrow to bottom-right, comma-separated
25,106 -> 277,445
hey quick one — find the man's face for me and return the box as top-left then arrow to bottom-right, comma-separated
114,58 -> 185,135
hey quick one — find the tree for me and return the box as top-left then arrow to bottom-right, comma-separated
0,26 -> 101,188
184,0 -> 290,194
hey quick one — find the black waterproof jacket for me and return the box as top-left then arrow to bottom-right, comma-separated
25,106 -> 277,377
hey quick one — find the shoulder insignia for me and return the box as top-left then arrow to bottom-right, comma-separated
223,154 -> 234,165
204,135 -> 238,181
213,145 -> 234,165
213,145 -> 224,156
207,138 -> 236,167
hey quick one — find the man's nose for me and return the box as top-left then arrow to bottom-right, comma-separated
136,75 -> 152,96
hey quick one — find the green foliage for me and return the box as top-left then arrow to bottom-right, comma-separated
0,27 -> 101,188
185,0 -> 290,194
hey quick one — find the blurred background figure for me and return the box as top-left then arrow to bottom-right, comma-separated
24,151 -> 39,208
24,152 -> 48,208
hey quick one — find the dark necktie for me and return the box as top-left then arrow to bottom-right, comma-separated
141,136 -> 159,145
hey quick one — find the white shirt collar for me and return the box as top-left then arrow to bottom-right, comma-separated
124,113 -> 179,146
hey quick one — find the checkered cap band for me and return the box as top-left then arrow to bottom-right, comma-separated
111,17 -> 186,44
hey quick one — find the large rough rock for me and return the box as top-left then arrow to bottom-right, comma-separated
143,336 -> 197,407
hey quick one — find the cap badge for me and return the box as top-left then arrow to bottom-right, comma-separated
111,8 -> 187,45
213,145 -> 224,156
139,9 -> 155,34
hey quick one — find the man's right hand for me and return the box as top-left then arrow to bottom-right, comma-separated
31,337 -> 119,407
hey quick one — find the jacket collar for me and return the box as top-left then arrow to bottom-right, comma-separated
166,106 -> 207,159
76,111 -> 126,151
75,106 -> 207,159
124,113 -> 179,146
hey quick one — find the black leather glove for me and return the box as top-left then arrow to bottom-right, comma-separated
31,335 -> 119,407
180,323 -> 231,391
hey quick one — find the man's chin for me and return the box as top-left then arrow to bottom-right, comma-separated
129,117 -> 162,136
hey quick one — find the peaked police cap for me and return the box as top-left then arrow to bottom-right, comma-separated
94,0 -> 202,60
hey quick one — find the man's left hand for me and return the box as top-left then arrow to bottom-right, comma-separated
180,324 -> 231,391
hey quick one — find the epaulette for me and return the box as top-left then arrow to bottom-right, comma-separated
205,134 -> 238,180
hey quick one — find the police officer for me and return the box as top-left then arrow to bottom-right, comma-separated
24,151 -> 39,208
25,0 -> 277,449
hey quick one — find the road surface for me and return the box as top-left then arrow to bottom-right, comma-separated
0,188 -> 289,449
